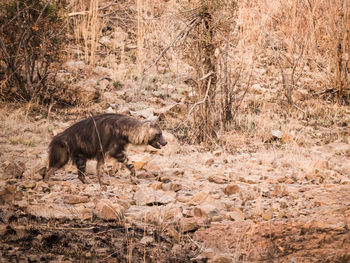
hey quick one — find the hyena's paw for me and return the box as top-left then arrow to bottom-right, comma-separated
78,174 -> 88,184
130,176 -> 139,185
98,178 -> 109,186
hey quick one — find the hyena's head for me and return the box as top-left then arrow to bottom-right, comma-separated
143,121 -> 167,149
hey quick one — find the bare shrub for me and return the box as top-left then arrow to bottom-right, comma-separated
0,0 -> 68,104
180,0 -> 243,145
238,0 -> 349,104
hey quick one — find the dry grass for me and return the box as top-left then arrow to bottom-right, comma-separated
237,0 -> 349,100
70,0 -> 101,68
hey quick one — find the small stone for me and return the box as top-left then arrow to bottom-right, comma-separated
271,129 -> 283,139
176,195 -> 191,203
193,204 -> 220,219
133,155 -> 151,171
313,160 -> 329,170
223,184 -> 240,195
64,195 -> 89,205
140,236 -> 154,245
180,217 -> 207,233
285,178 -> 295,184
23,181 -> 36,189
208,175 -> 228,184
213,150 -> 222,156
134,187 -> 175,205
0,185 -> 16,205
277,176 -> 286,183
188,192 -> 209,205
250,201 -> 264,218
262,209 -> 274,220
205,158 -> 215,166
95,199 -> 125,221
227,209 -> 245,221
162,182 -> 182,192
149,182 -> 163,190
271,185 -> 287,197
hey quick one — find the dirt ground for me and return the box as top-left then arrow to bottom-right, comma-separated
1,103 -> 350,262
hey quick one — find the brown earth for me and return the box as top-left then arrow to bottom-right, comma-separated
1,102 -> 350,262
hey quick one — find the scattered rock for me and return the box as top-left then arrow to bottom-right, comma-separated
271,129 -> 283,139
27,204 -> 77,219
188,192 -> 209,205
262,209 -> 274,221
208,174 -> 228,184
205,158 -> 215,166
223,184 -> 240,195
149,181 -> 163,190
180,217 -> 208,233
227,209 -> 245,221
164,182 -> 182,192
134,187 -> 175,205
193,203 -> 220,219
0,185 -> 16,205
140,236 -> 154,245
95,199 -> 125,221
312,160 -> 329,170
133,155 -> 151,171
64,195 -> 89,205
271,184 -> 287,197
213,150 -> 222,156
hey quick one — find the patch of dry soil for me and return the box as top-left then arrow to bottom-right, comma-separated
1,106 -> 350,262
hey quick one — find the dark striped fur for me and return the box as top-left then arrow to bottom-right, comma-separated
44,113 -> 167,184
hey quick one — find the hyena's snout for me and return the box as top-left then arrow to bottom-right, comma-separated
150,134 -> 167,149
159,135 -> 167,147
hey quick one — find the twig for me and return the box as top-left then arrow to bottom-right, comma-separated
142,17 -> 199,74
232,57 -> 255,119
293,104 -> 306,114
68,1 -> 117,17
90,113 -> 106,165
198,71 -> 214,81
188,77 -> 212,117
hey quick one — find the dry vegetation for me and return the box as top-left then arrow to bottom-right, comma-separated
0,0 -> 350,262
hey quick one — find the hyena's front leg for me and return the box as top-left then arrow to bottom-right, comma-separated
110,148 -> 137,183
116,152 -> 136,176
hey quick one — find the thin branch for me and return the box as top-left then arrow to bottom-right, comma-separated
142,17 -> 199,74
188,76 -> 212,117
232,59 -> 254,119
68,1 -> 118,17
90,113 -> 106,165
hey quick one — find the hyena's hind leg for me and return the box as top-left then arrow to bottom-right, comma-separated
43,167 -> 59,182
74,156 -> 88,184
44,143 -> 69,182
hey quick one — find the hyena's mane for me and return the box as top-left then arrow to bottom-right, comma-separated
115,117 -> 160,145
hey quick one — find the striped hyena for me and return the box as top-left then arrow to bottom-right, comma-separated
43,113 -> 167,184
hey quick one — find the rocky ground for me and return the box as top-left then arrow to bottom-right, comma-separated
1,101 -> 350,262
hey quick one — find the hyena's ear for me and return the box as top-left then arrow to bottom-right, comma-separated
146,113 -> 158,123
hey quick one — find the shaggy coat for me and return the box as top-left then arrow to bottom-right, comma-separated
44,113 -> 167,184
